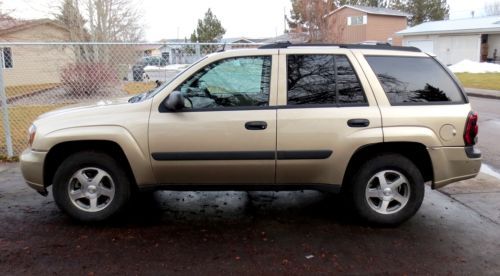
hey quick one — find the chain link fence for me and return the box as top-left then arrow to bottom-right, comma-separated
0,42 -> 262,157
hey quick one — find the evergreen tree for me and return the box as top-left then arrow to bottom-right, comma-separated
396,0 -> 449,26
190,9 -> 226,43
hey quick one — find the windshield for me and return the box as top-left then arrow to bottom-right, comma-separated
128,56 -> 207,103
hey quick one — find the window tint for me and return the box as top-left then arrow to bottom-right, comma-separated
336,56 -> 365,104
177,56 -> 271,110
287,54 -> 366,106
366,56 -> 465,104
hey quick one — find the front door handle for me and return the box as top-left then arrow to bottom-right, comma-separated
245,121 -> 267,130
347,119 -> 370,128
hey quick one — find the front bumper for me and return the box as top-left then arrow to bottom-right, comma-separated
428,146 -> 482,189
20,149 -> 48,195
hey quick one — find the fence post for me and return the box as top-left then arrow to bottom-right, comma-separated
195,43 -> 201,59
0,52 -> 13,157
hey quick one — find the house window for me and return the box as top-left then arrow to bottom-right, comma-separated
348,15 -> 367,26
1,47 -> 13,68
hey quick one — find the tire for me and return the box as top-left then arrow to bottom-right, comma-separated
349,154 -> 424,226
52,151 -> 132,222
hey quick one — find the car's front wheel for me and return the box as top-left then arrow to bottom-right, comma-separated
350,154 -> 425,226
52,151 -> 132,222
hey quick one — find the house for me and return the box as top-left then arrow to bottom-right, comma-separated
398,16 -> 500,65
262,32 -> 309,43
0,18 -> 73,86
156,37 -> 268,64
324,5 -> 410,45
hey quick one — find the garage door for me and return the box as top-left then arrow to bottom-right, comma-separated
407,40 -> 434,54
435,35 -> 480,65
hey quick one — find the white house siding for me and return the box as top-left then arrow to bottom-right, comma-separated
403,34 -> 480,65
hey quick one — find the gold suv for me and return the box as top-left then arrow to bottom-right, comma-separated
20,43 -> 481,225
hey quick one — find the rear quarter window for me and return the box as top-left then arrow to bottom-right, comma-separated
365,56 -> 466,105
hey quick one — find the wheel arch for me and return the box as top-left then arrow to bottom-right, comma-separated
342,142 -> 434,189
44,140 -> 137,188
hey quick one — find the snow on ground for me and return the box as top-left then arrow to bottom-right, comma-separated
144,64 -> 190,71
449,59 -> 500,73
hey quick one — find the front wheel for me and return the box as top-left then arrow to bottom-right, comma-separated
52,151 -> 132,222
349,154 -> 425,226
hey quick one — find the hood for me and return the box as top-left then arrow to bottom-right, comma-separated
37,96 -> 132,120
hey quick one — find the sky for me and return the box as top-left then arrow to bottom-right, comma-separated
1,0 -> 498,42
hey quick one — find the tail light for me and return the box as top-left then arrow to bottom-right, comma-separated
464,111 -> 478,146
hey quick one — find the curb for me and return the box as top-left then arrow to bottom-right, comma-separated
467,92 -> 500,100
465,88 -> 500,100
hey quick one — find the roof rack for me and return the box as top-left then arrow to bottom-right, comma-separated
258,41 -> 421,52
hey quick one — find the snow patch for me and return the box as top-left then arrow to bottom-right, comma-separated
480,164 -> 500,180
449,59 -> 500,74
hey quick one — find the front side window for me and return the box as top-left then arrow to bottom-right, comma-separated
287,54 -> 366,106
176,56 -> 272,110
365,56 -> 465,105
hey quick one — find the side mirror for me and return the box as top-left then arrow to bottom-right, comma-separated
164,91 -> 185,111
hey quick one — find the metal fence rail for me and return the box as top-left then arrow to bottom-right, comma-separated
0,42 -> 262,156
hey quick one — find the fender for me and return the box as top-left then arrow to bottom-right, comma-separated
38,125 -> 156,186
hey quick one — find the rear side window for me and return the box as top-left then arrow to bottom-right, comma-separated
287,54 -> 366,106
366,56 -> 465,105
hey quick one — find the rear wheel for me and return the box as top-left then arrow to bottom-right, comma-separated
350,154 -> 424,226
52,151 -> 132,222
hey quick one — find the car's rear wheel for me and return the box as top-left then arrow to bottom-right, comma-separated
52,151 -> 132,222
350,154 -> 424,226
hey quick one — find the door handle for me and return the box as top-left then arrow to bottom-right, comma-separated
245,121 -> 267,130
347,119 -> 370,128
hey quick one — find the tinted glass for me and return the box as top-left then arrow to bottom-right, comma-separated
366,56 -> 465,104
177,56 -> 271,109
336,56 -> 365,104
287,54 -> 366,106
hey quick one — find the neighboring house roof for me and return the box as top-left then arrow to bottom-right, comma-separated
0,18 -> 68,37
397,16 -> 500,36
325,5 -> 410,18
263,32 -> 309,43
220,37 -> 260,44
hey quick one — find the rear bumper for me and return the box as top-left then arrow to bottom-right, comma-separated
20,149 -> 48,195
428,146 -> 482,189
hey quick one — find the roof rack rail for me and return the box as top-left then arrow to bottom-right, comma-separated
258,41 -> 421,52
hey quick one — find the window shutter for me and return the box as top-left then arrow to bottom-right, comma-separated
363,15 -> 368,24
347,17 -> 352,26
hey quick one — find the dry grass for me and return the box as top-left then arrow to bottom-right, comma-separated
455,73 -> 500,91
123,81 -> 156,95
5,83 -> 60,99
0,105 -> 63,155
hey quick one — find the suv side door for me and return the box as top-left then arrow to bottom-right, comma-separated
148,51 -> 278,185
276,48 -> 383,188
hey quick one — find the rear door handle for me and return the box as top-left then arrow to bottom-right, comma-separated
347,119 -> 370,128
245,121 -> 267,130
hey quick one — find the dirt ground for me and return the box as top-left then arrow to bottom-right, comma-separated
0,165 -> 499,275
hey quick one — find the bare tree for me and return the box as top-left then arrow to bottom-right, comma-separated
288,0 -> 336,42
87,0 -> 144,42
485,1 -> 500,16
56,0 -> 144,42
